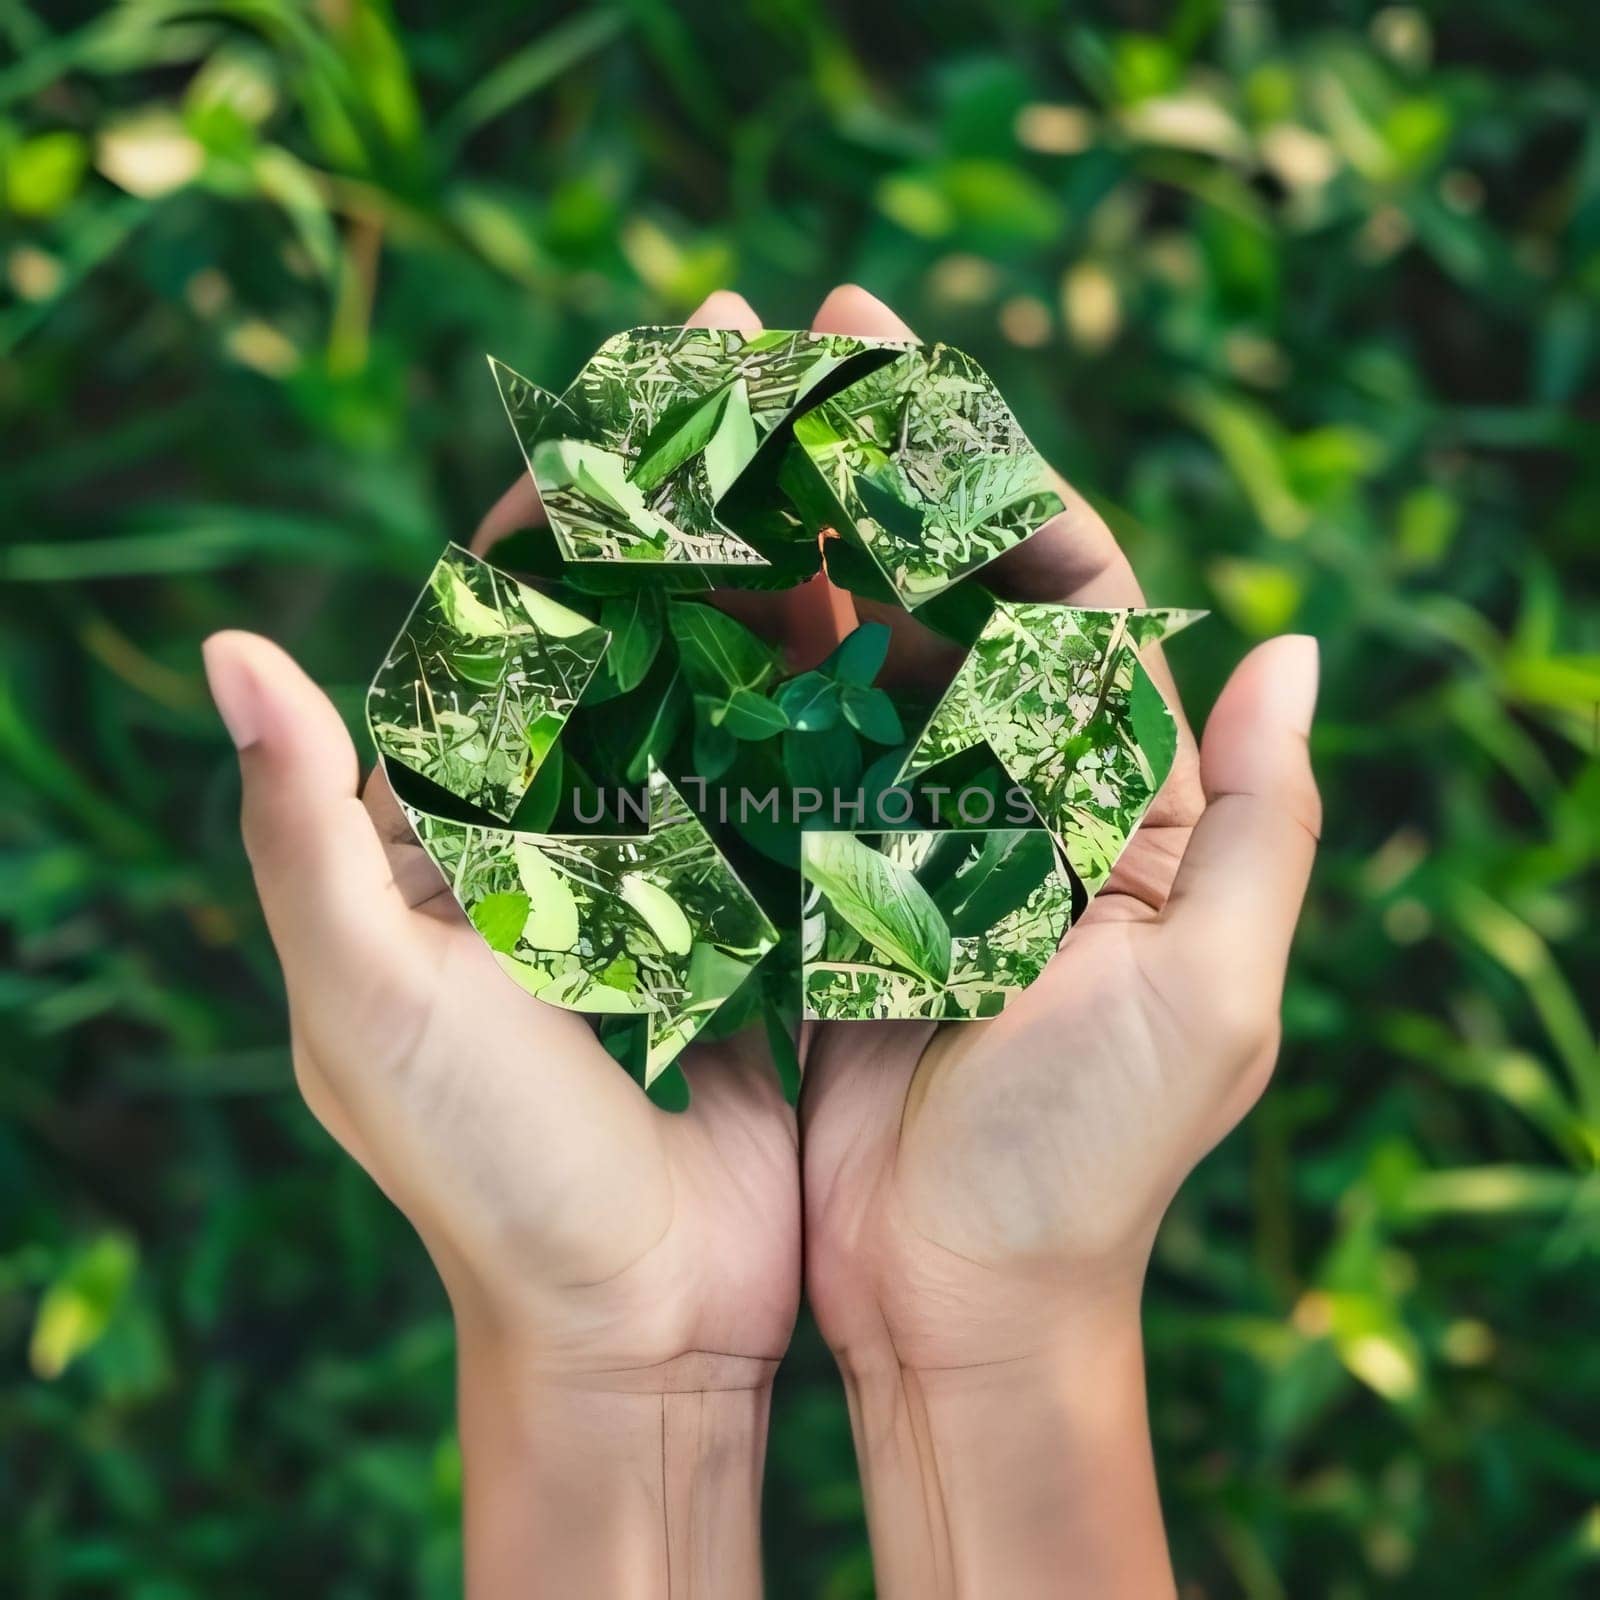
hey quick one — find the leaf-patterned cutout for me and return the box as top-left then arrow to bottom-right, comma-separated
495,328 -> 1072,598
490,351 -> 765,567
977,606 -> 1200,895
401,766 -> 778,1085
896,648 -> 985,782
789,344 -> 1066,608
488,355 -> 581,457
802,830 -> 1073,1020
898,604 -> 1204,786
893,603 -> 1204,901
366,544 -> 609,823
802,831 -> 952,990
375,331 -> 1207,1066
501,328 -> 889,569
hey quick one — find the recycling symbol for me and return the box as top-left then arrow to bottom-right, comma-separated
367,327 -> 1199,1094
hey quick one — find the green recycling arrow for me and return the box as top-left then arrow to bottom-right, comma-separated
368,544 -> 777,1084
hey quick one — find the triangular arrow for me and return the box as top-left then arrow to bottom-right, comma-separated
368,542 -> 775,1083
367,544 -> 609,823
490,326 -> 887,569
785,342 -> 1065,609
403,765 -> 777,1085
899,602 -> 1206,896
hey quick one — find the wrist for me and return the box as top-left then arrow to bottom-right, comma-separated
456,1322 -> 776,1599
836,1300 -> 1174,1600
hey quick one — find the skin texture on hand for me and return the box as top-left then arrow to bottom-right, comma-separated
205,284 -> 1319,1599
203,293 -> 798,1600
796,287 -> 1321,1598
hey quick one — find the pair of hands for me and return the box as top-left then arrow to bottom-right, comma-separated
203,286 -> 1320,1598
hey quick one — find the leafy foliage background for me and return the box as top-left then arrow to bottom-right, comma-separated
2,1 -> 1596,1595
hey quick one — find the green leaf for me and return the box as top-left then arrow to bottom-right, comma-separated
619,873 -> 694,955
598,1015 -> 647,1078
692,703 -> 737,779
622,672 -> 688,785
447,640 -> 511,688
913,580 -> 997,648
431,557 -> 518,639
521,585 -> 605,638
802,833 -> 951,988
819,621 -> 891,685
512,841 -> 581,950
686,941 -> 758,1011
510,747 -> 565,832
29,1234 -> 138,1380
841,684 -> 904,744
524,962 -> 655,1013
469,890 -> 532,953
1128,659 -> 1177,790
775,670 -> 843,731
861,746 -> 916,828
439,10 -> 627,152
763,998 -> 803,1104
4,130 -> 88,218
598,589 -> 664,693
720,686 -> 790,741
783,723 -> 862,801
702,378 -> 758,500
668,600 -> 777,697
908,830 -> 974,899
560,563 -> 709,597
854,469 -> 926,548
629,385 -> 731,494
928,831 -> 1057,938
645,1063 -> 691,1112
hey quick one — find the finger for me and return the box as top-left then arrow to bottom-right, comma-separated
686,288 -> 761,334
812,282 -> 916,340
204,631 -> 423,1165
1160,635 -> 1321,996
203,631 -> 416,995
779,568 -> 858,669
471,474 -> 543,557
361,766 -> 465,922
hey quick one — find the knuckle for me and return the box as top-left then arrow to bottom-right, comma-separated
1285,744 -> 1323,841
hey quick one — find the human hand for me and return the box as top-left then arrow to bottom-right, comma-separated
202,294 -> 799,1600
796,287 -> 1321,1598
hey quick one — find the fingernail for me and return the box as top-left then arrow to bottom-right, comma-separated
1274,634 -> 1320,734
202,635 -> 261,750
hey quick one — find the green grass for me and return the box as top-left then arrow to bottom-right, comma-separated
2,2 -> 1596,1594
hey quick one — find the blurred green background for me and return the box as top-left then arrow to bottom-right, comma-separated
2,1 -> 1596,1594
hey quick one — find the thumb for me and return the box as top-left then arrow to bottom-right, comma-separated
1160,635 -> 1321,1003
203,631 -> 413,998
